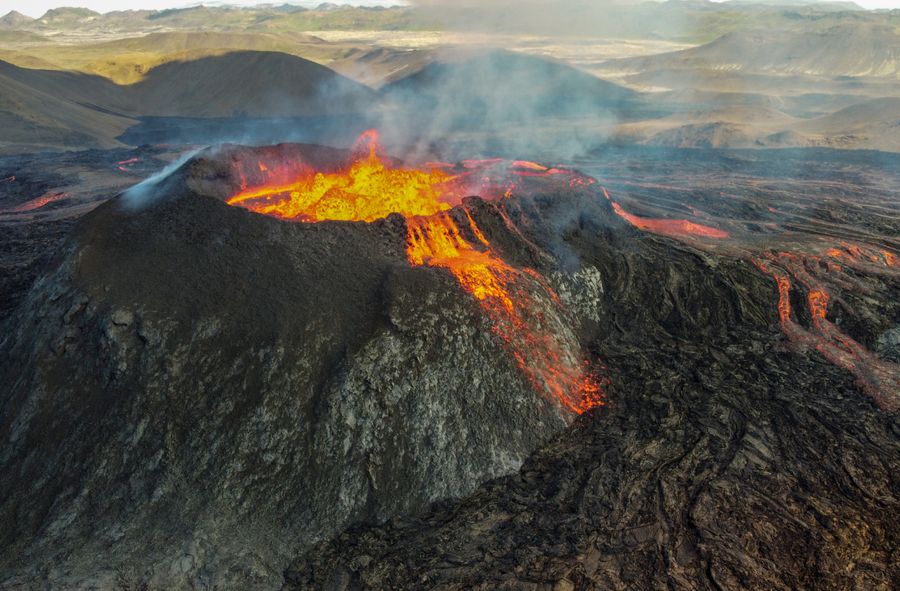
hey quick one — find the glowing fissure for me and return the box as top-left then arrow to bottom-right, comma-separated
227,130 -> 604,414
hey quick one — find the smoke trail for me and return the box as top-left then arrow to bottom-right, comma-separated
120,148 -> 201,210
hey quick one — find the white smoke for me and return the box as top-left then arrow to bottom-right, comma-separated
120,148 -> 202,209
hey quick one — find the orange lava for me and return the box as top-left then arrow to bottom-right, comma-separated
808,289 -> 829,320
753,254 -> 899,411
229,133 -> 461,222
610,201 -> 729,240
3,191 -> 69,213
227,130 -> 604,414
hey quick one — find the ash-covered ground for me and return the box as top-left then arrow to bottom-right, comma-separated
0,144 -> 898,590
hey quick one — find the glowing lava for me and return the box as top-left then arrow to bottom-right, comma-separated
2,191 -> 69,214
753,254 -> 899,411
227,130 -> 604,414
601,188 -> 729,240
229,133 -> 461,222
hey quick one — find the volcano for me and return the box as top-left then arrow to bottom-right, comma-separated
1,135 -> 898,589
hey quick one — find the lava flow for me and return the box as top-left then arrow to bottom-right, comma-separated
753,253 -> 900,411
602,188 -> 729,240
1,191 -> 69,214
227,131 -> 604,413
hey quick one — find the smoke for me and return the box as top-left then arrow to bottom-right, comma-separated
120,148 -> 201,209
370,46 -> 648,162
351,0 -> 685,163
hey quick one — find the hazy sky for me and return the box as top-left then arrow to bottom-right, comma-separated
3,0 -> 898,19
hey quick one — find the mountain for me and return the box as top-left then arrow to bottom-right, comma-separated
124,51 -> 378,118
382,50 -> 640,128
0,144 -> 590,587
0,11 -> 34,28
36,7 -> 101,26
603,24 -> 900,78
791,97 -> 900,150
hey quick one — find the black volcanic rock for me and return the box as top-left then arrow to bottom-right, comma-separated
287,360 -> 899,590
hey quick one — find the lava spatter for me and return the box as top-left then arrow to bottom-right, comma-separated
227,130 -> 604,414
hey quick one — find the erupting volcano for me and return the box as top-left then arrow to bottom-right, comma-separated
227,130 -> 604,413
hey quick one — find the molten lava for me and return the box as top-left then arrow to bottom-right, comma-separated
2,191 -> 69,214
229,134 -> 461,222
603,188 -> 729,240
752,254 -> 899,411
227,131 -> 604,414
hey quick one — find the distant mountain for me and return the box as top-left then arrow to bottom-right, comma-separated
37,7 -> 101,26
791,97 -> 900,150
615,95 -> 900,151
0,11 -> 34,29
603,24 -> 900,78
125,51 -> 378,118
724,0 -> 863,9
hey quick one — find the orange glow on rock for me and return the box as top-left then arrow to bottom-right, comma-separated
3,191 -> 69,213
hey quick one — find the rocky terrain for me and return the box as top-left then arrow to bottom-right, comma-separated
0,141 -> 898,589
0,2 -> 898,589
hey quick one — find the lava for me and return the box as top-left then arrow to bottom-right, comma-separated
601,188 -> 729,240
116,157 -> 140,172
227,130 -> 604,413
2,191 -> 69,214
753,254 -> 899,411
229,135 -> 461,222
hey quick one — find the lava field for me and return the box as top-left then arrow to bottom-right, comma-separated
0,139 -> 898,590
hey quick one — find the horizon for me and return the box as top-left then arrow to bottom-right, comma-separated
3,0 -> 899,19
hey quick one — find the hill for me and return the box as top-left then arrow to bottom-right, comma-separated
0,11 -> 34,29
382,50 -> 639,128
0,61 -> 133,153
124,51 -> 378,118
36,7 -> 101,27
791,97 -> 900,150
603,24 -> 900,78
0,51 -> 378,152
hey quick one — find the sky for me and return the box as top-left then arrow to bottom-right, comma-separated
2,0 -> 898,18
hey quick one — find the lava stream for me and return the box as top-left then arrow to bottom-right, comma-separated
227,130 -> 604,413
602,188 -> 729,240
753,256 -> 899,411
2,191 -> 69,214
407,212 -> 604,413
